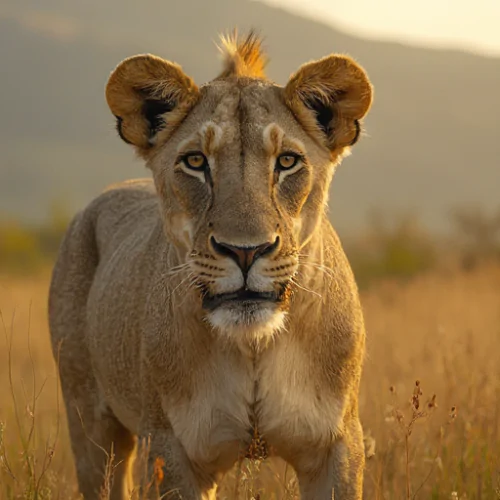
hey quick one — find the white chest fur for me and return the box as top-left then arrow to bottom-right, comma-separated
164,338 -> 346,468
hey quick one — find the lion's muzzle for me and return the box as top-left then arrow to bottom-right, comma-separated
209,236 -> 280,275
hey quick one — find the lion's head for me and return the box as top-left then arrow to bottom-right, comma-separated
106,32 -> 372,340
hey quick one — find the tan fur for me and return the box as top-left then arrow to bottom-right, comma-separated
50,32 -> 372,500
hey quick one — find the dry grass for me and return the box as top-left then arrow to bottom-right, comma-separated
1,266 -> 500,499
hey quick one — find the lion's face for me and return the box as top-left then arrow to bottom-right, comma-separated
105,35 -> 372,339
152,81 -> 329,335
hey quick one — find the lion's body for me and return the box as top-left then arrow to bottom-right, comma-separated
49,32 -> 372,499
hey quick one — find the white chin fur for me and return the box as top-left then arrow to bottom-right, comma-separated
207,306 -> 286,348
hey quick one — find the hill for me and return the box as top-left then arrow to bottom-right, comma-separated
1,0 -> 499,232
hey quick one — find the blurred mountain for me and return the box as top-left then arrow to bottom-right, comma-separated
1,0 -> 499,232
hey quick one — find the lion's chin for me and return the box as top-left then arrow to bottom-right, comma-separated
207,302 -> 287,349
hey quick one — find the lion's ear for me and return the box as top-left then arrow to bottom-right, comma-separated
284,54 -> 372,151
106,54 -> 199,157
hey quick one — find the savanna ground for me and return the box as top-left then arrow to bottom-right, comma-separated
1,211 -> 500,499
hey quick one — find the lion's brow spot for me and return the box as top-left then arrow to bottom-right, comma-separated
200,122 -> 223,157
263,123 -> 284,157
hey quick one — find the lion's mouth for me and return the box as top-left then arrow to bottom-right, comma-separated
202,288 -> 282,311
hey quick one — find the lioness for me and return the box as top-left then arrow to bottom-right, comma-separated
49,32 -> 372,499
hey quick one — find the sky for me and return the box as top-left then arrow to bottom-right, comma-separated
261,0 -> 500,56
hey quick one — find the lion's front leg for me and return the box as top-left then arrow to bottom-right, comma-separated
136,429 -> 217,500
137,377 -> 217,500
295,417 -> 365,500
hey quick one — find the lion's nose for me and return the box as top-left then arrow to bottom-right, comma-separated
210,236 -> 279,273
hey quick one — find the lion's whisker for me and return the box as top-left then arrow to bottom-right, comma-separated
166,263 -> 192,276
177,277 -> 202,306
290,277 -> 323,300
167,272 -> 195,301
299,261 -> 336,280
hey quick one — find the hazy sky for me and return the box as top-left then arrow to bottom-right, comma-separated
261,0 -> 500,55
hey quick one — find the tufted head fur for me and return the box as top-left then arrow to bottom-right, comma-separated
217,30 -> 268,79
104,32 -> 373,342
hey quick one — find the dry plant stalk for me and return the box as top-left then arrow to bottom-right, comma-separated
0,307 -> 61,500
386,381 -> 457,500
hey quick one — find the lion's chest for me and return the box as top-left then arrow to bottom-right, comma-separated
163,341 -> 345,468
163,351 -> 254,468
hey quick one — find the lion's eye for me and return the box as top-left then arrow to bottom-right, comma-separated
182,153 -> 208,171
276,153 -> 301,170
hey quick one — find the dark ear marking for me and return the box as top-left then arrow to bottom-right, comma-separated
305,98 -> 335,137
115,116 -> 133,145
349,120 -> 361,146
305,99 -> 361,146
142,98 -> 176,138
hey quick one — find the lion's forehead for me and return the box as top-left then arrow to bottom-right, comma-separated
197,81 -> 287,149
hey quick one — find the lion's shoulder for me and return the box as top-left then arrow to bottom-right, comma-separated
80,178 -> 160,261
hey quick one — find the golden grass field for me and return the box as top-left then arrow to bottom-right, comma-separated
1,265 -> 499,499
